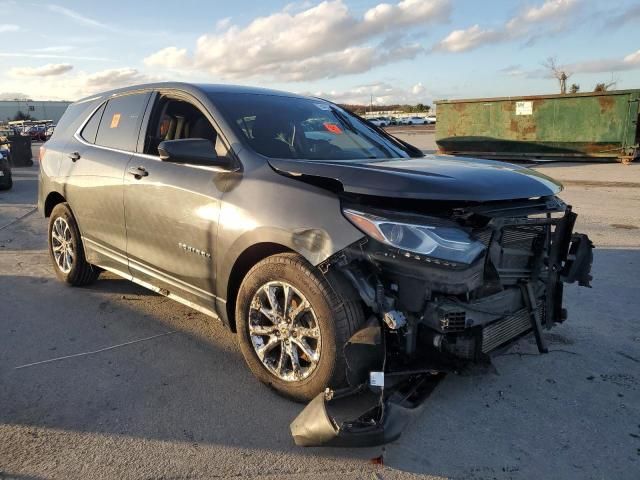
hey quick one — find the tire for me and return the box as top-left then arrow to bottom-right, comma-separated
236,253 -> 365,402
48,203 -> 100,286
0,172 -> 11,190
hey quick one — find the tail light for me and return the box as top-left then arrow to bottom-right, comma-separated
39,145 -> 46,164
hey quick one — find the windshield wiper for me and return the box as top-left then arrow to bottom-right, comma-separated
330,106 -> 396,158
329,106 -> 358,134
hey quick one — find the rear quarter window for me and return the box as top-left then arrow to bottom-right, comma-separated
50,101 -> 95,140
95,92 -> 151,152
80,103 -> 106,144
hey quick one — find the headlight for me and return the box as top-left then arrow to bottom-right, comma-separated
343,208 -> 486,265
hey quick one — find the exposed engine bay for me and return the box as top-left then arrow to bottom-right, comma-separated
291,194 -> 594,447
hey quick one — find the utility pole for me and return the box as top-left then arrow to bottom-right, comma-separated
370,94 -> 373,113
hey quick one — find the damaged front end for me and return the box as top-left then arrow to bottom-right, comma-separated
291,195 -> 594,447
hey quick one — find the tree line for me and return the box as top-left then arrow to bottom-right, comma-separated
339,103 -> 432,115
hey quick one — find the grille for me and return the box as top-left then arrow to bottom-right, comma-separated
495,224 -> 547,283
501,224 -> 545,249
440,311 -> 466,331
481,304 -> 544,353
474,228 -> 493,246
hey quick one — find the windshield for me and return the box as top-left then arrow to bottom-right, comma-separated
210,93 -> 414,161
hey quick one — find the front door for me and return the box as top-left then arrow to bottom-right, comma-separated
123,93 -> 231,315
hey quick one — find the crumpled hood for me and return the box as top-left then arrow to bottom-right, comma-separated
268,155 -> 562,202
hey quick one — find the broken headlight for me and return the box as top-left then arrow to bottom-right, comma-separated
343,208 -> 486,265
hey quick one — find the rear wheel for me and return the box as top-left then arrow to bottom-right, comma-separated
236,253 -> 364,402
48,203 -> 100,286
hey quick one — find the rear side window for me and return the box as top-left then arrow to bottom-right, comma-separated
95,92 -> 151,151
50,102 -> 92,140
80,103 -> 106,144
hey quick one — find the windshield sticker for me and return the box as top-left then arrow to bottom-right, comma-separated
314,103 -> 331,111
110,113 -> 121,129
323,122 -> 343,134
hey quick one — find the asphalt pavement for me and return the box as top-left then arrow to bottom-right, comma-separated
0,142 -> 639,479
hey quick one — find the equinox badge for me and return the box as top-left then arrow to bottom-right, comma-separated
179,242 -> 211,258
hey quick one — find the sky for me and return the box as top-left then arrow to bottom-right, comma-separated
0,0 -> 638,105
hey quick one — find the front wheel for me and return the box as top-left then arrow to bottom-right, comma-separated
48,203 -> 100,286
236,253 -> 364,402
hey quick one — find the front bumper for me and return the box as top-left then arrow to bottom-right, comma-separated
427,208 -> 593,359
293,198 -> 594,447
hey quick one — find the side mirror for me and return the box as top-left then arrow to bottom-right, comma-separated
158,138 -> 236,171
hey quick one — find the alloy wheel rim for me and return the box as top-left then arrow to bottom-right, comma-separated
51,217 -> 74,274
248,281 -> 321,382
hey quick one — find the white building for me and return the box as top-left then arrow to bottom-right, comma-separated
0,100 -> 71,124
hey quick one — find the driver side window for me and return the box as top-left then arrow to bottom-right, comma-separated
143,96 -> 229,160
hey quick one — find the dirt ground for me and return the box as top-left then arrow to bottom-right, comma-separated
0,142 -> 638,479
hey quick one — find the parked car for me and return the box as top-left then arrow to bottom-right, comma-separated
368,117 -> 389,127
38,83 -> 593,422
0,145 -> 11,190
26,125 -> 47,141
425,115 -> 437,124
401,116 -> 428,125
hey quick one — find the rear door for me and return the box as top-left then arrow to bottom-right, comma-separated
60,91 -> 152,271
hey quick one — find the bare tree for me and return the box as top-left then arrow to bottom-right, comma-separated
543,56 -> 572,94
594,75 -> 618,92
569,83 -> 580,94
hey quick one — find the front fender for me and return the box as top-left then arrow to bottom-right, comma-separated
214,159 -> 364,308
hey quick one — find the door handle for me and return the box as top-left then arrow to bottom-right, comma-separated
68,152 -> 81,162
127,166 -> 149,179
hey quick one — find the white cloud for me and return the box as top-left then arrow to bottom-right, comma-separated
0,52 -> 109,61
35,45 -> 74,53
0,24 -> 19,33
215,17 -> 232,31
435,0 -> 580,53
525,49 -> 640,78
435,25 -> 503,53
308,81 -> 432,105
144,47 -> 190,69
507,0 -> 578,26
143,0 -> 450,81
47,4 -> 111,30
499,64 -> 526,77
9,63 -> 73,77
0,67 -> 157,101
623,49 -> 640,65
83,68 -> 152,92
565,49 -> 640,74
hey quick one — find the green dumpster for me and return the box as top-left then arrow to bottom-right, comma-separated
435,89 -> 640,163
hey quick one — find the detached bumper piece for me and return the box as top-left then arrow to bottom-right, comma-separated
291,374 -> 442,447
291,319 -> 446,447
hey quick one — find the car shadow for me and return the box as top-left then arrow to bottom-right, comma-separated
1,248 -> 638,478
0,270 -> 381,469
